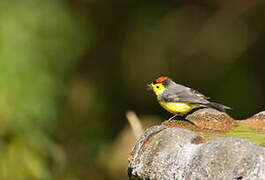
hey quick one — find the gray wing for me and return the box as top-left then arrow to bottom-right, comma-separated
160,85 -> 210,104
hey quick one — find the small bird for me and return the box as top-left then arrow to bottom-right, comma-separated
148,76 -> 231,120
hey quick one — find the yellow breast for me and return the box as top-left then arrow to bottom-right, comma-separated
158,100 -> 199,116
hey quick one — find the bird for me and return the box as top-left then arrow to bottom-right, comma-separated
148,76 -> 231,120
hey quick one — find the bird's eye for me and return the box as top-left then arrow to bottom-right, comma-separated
156,86 -> 159,89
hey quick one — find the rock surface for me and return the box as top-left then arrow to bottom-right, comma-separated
128,109 -> 265,180
239,111 -> 265,133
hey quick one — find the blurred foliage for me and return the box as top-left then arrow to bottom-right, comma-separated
0,0 -> 265,179
0,0 -> 89,179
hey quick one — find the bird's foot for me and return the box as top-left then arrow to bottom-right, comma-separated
162,114 -> 184,125
168,114 -> 184,121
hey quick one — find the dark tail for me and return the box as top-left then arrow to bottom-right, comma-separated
207,102 -> 231,112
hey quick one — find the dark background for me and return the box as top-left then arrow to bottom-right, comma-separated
0,0 -> 265,179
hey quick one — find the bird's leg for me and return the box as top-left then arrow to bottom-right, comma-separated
162,114 -> 183,126
167,114 -> 183,121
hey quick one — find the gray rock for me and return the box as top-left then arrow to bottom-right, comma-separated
128,127 -> 265,180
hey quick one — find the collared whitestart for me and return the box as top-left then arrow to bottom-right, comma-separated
148,76 -> 231,120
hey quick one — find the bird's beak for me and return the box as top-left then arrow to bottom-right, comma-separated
146,83 -> 153,90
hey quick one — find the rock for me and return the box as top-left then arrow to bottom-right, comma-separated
238,111 -> 265,133
186,108 -> 235,132
164,108 -> 236,134
128,127 -> 199,179
128,127 -> 265,180
128,109 -> 265,179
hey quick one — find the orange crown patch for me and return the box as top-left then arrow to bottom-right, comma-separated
156,76 -> 168,83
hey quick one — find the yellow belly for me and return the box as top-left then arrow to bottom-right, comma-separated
158,101 -> 199,116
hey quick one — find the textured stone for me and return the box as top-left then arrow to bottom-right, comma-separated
163,108 -> 236,134
238,111 -> 265,133
128,128 -> 200,179
128,110 -> 265,180
186,108 -> 235,133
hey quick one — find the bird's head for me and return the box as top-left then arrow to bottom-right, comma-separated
148,76 -> 169,96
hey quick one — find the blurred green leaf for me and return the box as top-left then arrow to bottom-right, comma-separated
0,0 -> 90,179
